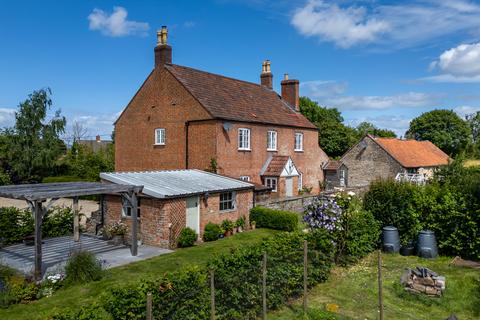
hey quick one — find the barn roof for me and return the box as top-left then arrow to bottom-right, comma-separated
166,64 -> 316,129
373,136 -> 450,168
100,169 -> 254,199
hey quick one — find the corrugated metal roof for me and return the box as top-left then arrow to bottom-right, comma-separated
100,169 -> 254,199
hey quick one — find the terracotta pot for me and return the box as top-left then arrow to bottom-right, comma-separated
224,230 -> 232,237
232,228 -> 237,235
251,225 -> 256,230
237,226 -> 243,233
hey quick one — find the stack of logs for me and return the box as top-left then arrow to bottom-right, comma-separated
401,267 -> 445,297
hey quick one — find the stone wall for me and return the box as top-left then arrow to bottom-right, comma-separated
342,136 -> 403,188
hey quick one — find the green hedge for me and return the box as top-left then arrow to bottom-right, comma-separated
51,230 -> 333,320
0,207 -> 73,246
249,207 -> 298,231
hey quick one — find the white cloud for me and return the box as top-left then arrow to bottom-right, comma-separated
291,1 -> 389,48
0,108 -> 15,128
346,114 -> 412,137
88,7 -> 149,37
426,42 -> 480,82
302,80 -> 437,110
291,0 -> 480,48
454,105 -> 480,118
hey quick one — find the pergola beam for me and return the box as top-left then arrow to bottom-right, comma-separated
73,197 -> 80,242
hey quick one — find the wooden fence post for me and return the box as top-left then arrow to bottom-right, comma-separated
378,250 -> 384,320
210,269 -> 215,320
146,292 -> 152,320
303,240 -> 308,316
262,251 -> 267,320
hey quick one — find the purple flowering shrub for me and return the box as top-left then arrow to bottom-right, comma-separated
303,196 -> 343,232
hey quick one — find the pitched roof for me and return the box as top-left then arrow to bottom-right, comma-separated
323,160 -> 343,171
100,169 -> 253,199
165,64 -> 316,129
261,155 -> 290,176
372,136 -> 450,168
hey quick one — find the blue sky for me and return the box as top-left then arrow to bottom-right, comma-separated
1,0 -> 480,140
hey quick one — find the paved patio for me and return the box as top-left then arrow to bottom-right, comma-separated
0,235 -> 172,276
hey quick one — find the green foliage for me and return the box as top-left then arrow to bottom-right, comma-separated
62,143 -> 114,181
363,180 -> 421,246
250,207 -> 298,231
355,121 -> 396,138
4,88 -> 66,183
50,303 -> 112,320
406,109 -> 471,155
203,222 -> 222,242
177,227 -> 197,248
220,219 -> 234,232
64,251 -> 103,286
235,216 -> 246,228
0,168 -> 10,186
0,265 -> 16,308
6,276 -> 38,303
335,197 -> 380,265
42,176 -> 86,183
0,207 -> 73,246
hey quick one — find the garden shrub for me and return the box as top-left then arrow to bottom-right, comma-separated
50,303 -> 112,320
203,222 -> 222,242
177,227 -> 197,247
304,194 -> 380,265
0,206 -> 73,246
363,180 -> 421,245
6,275 -> 39,302
249,207 -> 298,231
64,250 -> 103,286
220,219 -> 234,233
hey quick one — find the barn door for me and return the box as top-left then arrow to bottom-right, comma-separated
186,196 -> 200,235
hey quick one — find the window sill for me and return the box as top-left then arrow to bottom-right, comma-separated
238,148 -> 251,152
220,208 -> 237,213
267,149 -> 277,152
153,143 -> 165,146
294,149 -> 304,152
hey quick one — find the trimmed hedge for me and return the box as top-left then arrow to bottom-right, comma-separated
50,230 -> 334,320
203,222 -> 222,242
249,207 -> 298,232
177,227 -> 197,247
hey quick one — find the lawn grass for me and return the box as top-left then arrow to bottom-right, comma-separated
270,252 -> 480,320
0,228 -> 278,320
464,159 -> 480,168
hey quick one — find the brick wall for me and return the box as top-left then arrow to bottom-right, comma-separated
115,67 -> 212,171
342,136 -> 403,187
199,189 -> 253,232
104,189 -> 253,248
213,122 -> 328,194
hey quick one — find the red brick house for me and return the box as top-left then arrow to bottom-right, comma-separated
114,26 -> 329,198
100,170 -> 254,248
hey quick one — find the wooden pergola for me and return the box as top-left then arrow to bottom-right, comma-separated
0,182 -> 143,280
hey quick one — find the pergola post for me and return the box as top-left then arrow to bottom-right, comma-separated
34,201 -> 44,281
73,196 -> 80,242
130,192 -> 138,256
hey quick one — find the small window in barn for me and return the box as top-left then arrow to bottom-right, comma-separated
265,177 -> 277,192
238,128 -> 251,150
267,130 -> 277,151
155,128 -> 165,145
219,192 -> 235,211
122,197 -> 141,218
294,132 -> 303,151
239,176 -> 250,181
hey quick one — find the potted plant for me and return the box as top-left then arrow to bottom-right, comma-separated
235,216 -> 246,233
221,219 -> 234,237
107,221 -> 127,245
250,220 -> 256,230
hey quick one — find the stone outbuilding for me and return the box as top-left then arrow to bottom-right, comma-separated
100,170 -> 254,248
323,135 -> 450,189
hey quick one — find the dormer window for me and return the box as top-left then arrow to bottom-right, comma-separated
267,130 -> 277,151
238,128 -> 251,150
155,128 -> 165,145
294,132 -> 303,151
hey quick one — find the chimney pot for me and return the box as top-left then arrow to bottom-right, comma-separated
281,74 -> 300,112
154,25 -> 172,67
260,60 -> 273,89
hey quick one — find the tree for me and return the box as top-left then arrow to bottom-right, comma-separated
7,89 -> 66,182
355,122 -> 396,138
406,109 -> 471,156
71,121 -> 88,144
300,97 -> 358,158
466,111 -> 480,144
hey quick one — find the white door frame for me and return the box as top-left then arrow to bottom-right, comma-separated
285,176 -> 293,197
186,196 -> 200,235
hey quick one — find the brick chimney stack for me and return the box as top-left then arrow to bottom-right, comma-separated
154,26 -> 172,67
260,60 -> 273,89
281,73 -> 300,111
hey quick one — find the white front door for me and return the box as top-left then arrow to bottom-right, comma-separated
285,177 -> 293,197
186,196 -> 200,235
